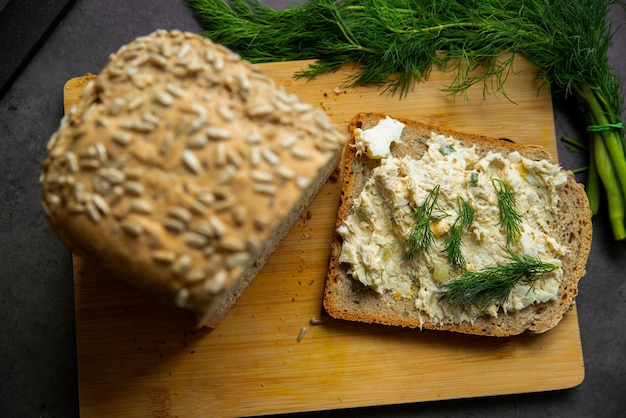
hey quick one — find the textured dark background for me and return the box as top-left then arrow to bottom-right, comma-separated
1,1 -> 624,417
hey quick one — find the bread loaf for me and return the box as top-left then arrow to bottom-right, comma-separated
323,112 -> 592,336
40,30 -> 346,328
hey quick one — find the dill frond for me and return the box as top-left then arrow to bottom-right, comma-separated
438,252 -> 559,309
443,196 -> 475,270
491,178 -> 523,244
403,184 -> 443,260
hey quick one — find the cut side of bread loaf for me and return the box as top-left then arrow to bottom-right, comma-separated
323,112 -> 592,337
40,30 -> 346,328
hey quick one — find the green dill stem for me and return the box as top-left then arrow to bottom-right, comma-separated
592,132 -> 626,239
574,84 -> 626,238
561,135 -> 588,152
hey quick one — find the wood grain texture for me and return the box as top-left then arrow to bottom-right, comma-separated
67,57 -> 582,417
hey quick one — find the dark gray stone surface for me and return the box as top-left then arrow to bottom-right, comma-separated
0,1 -> 624,417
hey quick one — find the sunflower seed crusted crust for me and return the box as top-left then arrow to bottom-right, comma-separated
41,30 -> 345,328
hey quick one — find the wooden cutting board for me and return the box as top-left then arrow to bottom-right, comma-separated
67,57 -> 583,418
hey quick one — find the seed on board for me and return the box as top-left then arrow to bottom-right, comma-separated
129,198 -> 153,214
309,316 -> 329,326
246,235 -> 262,253
249,146 -> 261,166
171,254 -> 192,277
182,150 -> 202,174
152,249 -> 177,263
120,219 -> 143,237
296,326 -> 307,343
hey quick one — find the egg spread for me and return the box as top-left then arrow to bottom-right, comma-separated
338,118 -> 567,325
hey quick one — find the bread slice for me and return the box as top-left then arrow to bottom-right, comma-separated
323,112 -> 592,336
40,30 -> 346,328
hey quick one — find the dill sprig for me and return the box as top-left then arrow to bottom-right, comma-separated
491,178 -> 522,244
438,252 -> 559,309
403,185 -> 443,260
188,0 -> 626,239
443,196 -> 475,270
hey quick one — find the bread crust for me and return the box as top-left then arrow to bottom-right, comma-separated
41,30 -> 345,328
323,112 -> 592,336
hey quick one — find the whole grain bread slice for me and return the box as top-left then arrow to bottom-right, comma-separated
323,112 -> 592,336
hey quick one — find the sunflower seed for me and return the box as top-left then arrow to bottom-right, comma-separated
99,168 -> 126,184
91,194 -> 111,215
129,198 -> 153,214
225,252 -> 250,269
280,134 -> 297,148
65,151 -> 79,173
152,249 -> 177,263
112,131 -> 133,146
220,236 -> 247,252
262,148 -> 280,165
120,219 -> 143,237
204,270 -> 227,293
124,181 -> 145,196
182,150 -> 202,174
163,218 -> 186,233
184,268 -> 206,283
184,232 -> 209,248
174,288 -> 190,309
171,254 -> 192,277
167,206 -> 192,224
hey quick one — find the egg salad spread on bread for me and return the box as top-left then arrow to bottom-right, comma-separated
337,118 -> 568,325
